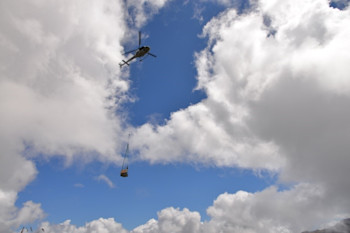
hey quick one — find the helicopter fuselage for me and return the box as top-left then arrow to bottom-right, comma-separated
119,31 -> 156,68
120,46 -> 151,67
135,46 -> 150,58
120,31 -> 157,67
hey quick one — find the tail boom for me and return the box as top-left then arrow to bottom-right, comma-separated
119,60 -> 130,68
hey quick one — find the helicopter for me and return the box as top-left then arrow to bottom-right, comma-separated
119,31 -> 157,67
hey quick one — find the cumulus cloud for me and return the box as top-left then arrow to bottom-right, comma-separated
130,0 -> 350,231
131,6 -> 286,171
132,0 -> 350,183
131,207 -> 201,233
0,0 -> 131,230
252,0 -> 350,199
39,208 -> 201,233
303,218 -> 350,233
130,186 -> 348,233
203,184 -> 345,233
131,101 -> 283,170
129,184 -> 347,233
0,0 -> 128,163
40,218 -> 128,233
0,193 -> 45,232
29,185 -> 348,233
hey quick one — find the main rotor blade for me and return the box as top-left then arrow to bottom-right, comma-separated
138,31 -> 141,48
123,48 -> 138,55
148,52 -> 157,57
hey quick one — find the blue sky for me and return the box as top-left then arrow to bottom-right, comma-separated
2,0 -> 350,232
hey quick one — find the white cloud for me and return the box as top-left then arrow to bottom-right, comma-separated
0,190 -> 45,232
0,0 -> 129,163
0,134 -> 44,231
131,219 -> 158,233
202,184 -> 338,233
0,0 -> 131,230
156,207 -> 201,233
33,185 -> 349,233
40,218 -> 128,233
131,185 -> 348,233
41,208 -> 200,233
131,7 -> 286,171
132,0 -> 350,180
132,207 -> 201,233
130,0 -> 350,231
131,102 -> 283,170
95,174 -> 115,188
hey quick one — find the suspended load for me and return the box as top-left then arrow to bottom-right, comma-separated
120,168 -> 128,177
120,136 -> 130,177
